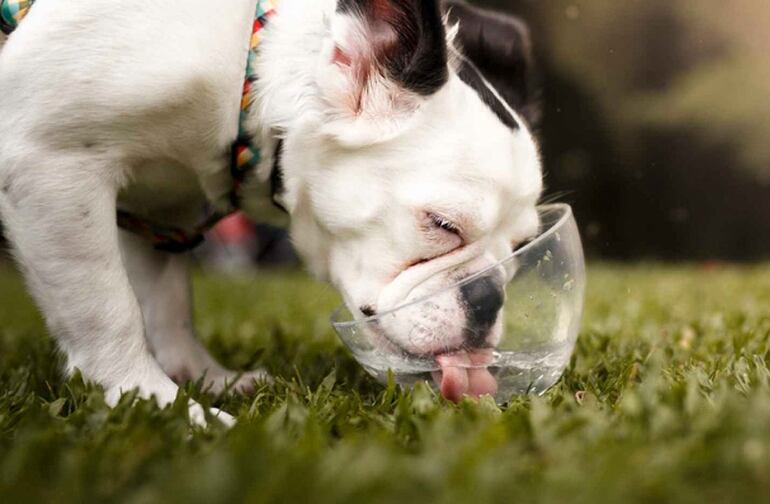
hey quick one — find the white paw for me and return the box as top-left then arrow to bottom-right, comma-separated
104,379 -> 179,409
187,403 -> 236,427
104,379 -> 235,427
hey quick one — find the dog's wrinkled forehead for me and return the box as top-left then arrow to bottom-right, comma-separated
393,82 -> 541,236
299,78 -> 539,236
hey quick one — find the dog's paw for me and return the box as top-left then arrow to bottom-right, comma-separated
157,340 -> 273,396
104,379 -> 179,409
167,366 -> 272,395
103,380 -> 234,427
207,368 -> 273,395
188,403 -> 235,428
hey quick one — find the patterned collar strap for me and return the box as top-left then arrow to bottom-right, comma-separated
1,0 -> 33,35
230,0 -> 277,206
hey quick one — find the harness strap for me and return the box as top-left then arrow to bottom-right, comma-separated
229,0 -> 277,208
116,209 -> 224,254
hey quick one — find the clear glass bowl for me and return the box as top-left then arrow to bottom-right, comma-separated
331,204 -> 586,404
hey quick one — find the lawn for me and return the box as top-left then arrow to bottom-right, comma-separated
1,261 -> 770,504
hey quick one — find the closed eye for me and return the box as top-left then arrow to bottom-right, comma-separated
407,212 -> 465,268
428,212 -> 461,237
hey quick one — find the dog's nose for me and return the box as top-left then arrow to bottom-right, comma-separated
460,275 -> 504,347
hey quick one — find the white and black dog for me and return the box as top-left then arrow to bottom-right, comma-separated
0,0 -> 542,422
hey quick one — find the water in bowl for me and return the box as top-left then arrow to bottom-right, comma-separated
351,342 -> 573,402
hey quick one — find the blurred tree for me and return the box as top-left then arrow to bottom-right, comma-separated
642,0 -> 770,181
468,0 -> 770,260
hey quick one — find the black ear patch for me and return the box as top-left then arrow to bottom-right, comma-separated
443,0 -> 539,129
337,0 -> 449,96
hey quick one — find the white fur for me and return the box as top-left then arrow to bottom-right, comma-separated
0,0 -> 542,421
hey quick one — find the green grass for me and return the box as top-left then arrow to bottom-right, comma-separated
1,261 -> 770,504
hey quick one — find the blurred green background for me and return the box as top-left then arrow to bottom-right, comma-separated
478,0 -> 770,261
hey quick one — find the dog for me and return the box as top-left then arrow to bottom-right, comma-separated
0,0 -> 542,423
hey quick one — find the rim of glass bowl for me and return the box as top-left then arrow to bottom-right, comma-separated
330,203 -> 577,329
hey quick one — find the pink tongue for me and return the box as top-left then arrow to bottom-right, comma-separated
433,351 -> 497,403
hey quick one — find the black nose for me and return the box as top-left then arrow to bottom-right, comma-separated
460,275 -> 504,347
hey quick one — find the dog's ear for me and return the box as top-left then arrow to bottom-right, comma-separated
318,0 -> 449,146
443,0 -> 539,129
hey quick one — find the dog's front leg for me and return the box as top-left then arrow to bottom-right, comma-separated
120,232 -> 270,394
0,157 -> 230,425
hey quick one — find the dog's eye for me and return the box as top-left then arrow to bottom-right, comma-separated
428,212 -> 460,236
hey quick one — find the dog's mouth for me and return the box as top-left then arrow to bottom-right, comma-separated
432,350 -> 498,403
366,318 -> 499,402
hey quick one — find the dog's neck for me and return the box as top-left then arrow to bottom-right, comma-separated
247,0 -> 335,197
253,0 -> 334,134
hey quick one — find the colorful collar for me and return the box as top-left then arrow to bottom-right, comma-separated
230,0 -> 277,205
3,0 -> 281,253
1,0 -> 32,34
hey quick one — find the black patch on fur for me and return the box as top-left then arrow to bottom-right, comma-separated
443,0 -> 539,129
270,140 -> 288,214
337,0 -> 449,96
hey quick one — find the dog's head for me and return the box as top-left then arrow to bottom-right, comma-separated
276,0 -> 542,356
